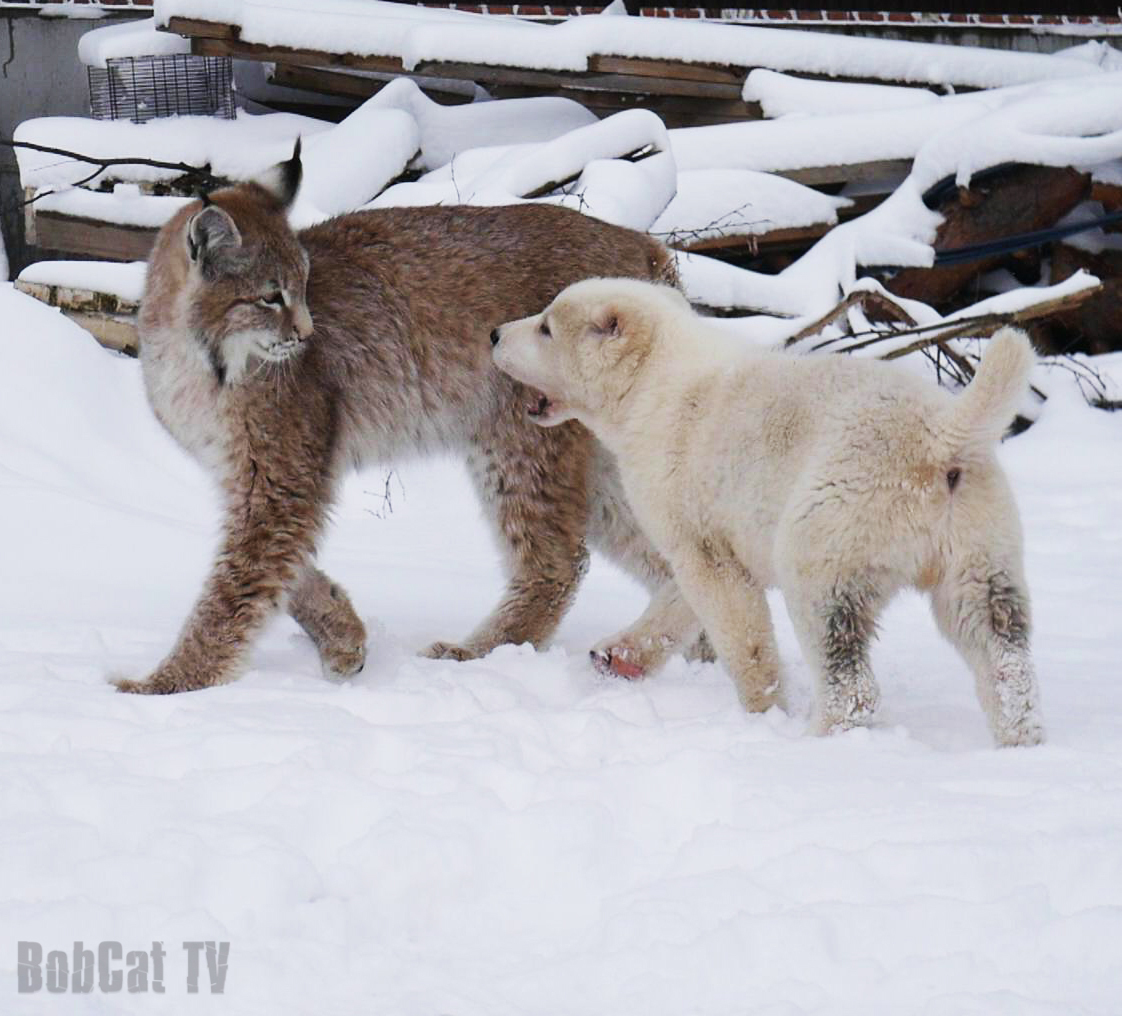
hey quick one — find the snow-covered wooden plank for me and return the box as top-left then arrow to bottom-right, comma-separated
14,266 -> 142,355
269,64 -> 475,106
587,55 -> 747,88
164,16 -> 239,42
158,5 -> 1102,90
32,213 -> 157,264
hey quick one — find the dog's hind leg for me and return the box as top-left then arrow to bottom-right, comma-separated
786,574 -> 891,735
423,421 -> 592,661
288,564 -> 368,678
931,558 -> 1043,747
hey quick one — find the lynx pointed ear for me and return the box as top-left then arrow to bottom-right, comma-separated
251,137 -> 303,208
186,205 -> 242,266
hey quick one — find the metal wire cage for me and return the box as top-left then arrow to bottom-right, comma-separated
88,54 -> 235,124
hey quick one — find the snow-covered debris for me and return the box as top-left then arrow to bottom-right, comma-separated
375,109 -> 676,232
743,69 -> 939,117
291,106 -> 419,225
15,103 -> 420,228
1054,40 -> 1122,71
907,72 -> 1122,191
14,112 -> 330,189
157,0 -> 1103,89
77,16 -> 191,67
31,185 -> 191,230
17,260 -> 147,305
367,78 -> 598,172
668,98 -> 991,175
650,170 -> 851,247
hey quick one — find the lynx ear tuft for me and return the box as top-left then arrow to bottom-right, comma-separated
186,205 -> 242,267
251,137 -> 303,209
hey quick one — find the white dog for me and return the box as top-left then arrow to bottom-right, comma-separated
492,278 -> 1044,747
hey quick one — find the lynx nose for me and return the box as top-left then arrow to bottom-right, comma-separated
292,304 -> 314,341
490,327 -> 501,347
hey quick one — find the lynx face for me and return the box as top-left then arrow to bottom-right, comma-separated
184,185 -> 313,386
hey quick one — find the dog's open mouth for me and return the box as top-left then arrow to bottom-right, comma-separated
527,393 -> 554,419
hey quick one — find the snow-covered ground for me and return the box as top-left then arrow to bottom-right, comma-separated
2,282 -> 1121,1014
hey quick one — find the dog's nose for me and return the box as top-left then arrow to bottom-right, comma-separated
490,328 -> 501,347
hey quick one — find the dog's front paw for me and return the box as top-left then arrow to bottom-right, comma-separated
815,680 -> 880,735
589,646 -> 646,680
996,711 -> 1046,748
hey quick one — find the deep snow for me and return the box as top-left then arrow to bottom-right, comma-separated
1,282 -> 1121,1014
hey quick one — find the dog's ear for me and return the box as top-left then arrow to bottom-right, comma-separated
592,306 -> 621,339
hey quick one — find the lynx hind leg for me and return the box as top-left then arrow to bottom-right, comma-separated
785,574 -> 891,735
931,559 -> 1043,748
590,581 -> 702,679
423,417 -> 592,662
289,564 -> 367,678
586,444 -> 704,678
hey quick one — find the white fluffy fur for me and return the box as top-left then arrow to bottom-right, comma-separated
493,278 -> 1044,747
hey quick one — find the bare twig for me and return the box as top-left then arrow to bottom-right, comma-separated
521,144 -> 660,201
364,471 -> 404,521
650,200 -> 767,251
1,137 -> 221,211
785,289 -> 916,349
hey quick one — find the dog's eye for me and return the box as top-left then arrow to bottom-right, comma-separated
539,320 -> 551,338
258,291 -> 285,309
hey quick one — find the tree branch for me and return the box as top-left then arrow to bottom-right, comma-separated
1,136 -> 221,194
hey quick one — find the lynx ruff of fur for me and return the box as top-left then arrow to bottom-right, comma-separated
114,146 -> 702,696
492,278 -> 1045,747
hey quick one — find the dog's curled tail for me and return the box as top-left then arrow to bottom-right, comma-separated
937,327 -> 1035,457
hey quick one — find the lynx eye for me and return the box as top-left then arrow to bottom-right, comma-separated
257,291 -> 285,309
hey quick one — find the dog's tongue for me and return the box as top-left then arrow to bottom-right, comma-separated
528,394 -> 551,417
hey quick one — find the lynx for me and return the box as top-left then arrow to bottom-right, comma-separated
115,147 -> 700,694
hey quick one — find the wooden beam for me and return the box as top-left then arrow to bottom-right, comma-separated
163,16 -> 239,41
781,159 -> 913,187
415,59 -> 745,99
487,82 -> 760,126
192,36 -> 407,75
190,33 -> 745,99
33,212 -> 157,263
269,63 -> 475,105
588,55 -> 745,87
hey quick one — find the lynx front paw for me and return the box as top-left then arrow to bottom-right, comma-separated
421,641 -> 479,662
113,669 -> 200,695
320,641 -> 366,679
589,646 -> 647,680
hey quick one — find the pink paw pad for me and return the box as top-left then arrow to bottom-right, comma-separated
589,648 -> 645,680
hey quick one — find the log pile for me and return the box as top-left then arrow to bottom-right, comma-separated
883,166 -> 1122,356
